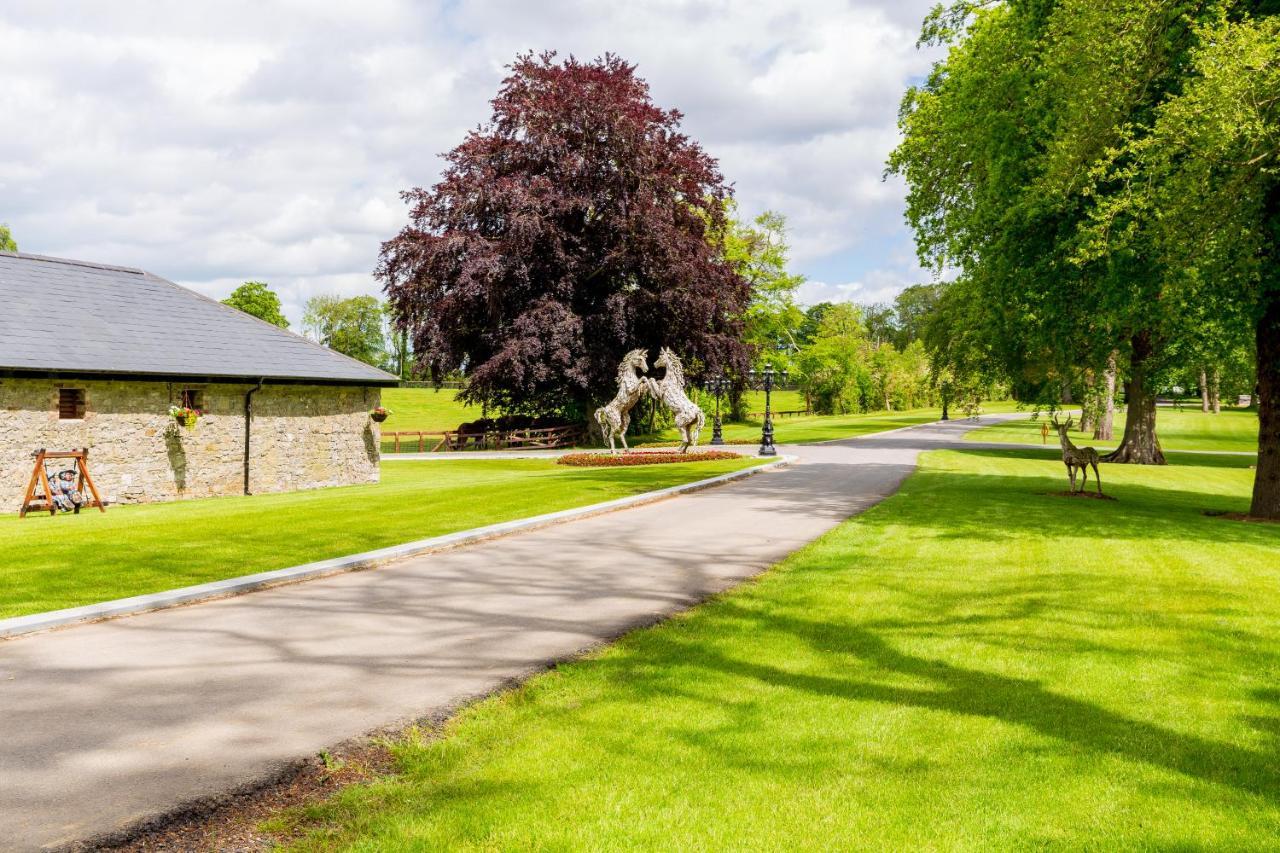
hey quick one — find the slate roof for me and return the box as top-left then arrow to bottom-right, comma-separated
0,252 -> 397,385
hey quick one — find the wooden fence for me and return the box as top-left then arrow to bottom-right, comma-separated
383,424 -> 583,453
747,408 -> 812,419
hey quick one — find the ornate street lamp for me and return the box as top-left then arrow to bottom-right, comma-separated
748,363 -> 788,457
703,373 -> 731,446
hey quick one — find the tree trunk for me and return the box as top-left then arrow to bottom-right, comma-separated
1060,378 -> 1074,405
1250,292 -> 1280,518
1199,368 -> 1210,412
1210,368 -> 1221,414
1080,369 -> 1097,434
1104,332 -> 1166,464
1094,351 -> 1117,441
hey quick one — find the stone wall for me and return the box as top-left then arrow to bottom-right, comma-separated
0,378 -> 381,510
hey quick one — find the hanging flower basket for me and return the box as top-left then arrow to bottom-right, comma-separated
369,406 -> 390,423
169,405 -> 201,429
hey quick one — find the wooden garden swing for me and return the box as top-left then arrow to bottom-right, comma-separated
19,448 -> 106,518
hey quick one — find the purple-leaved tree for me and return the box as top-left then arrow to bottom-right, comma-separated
377,52 -> 752,419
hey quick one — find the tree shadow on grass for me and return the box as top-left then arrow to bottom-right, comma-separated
860,467 -> 1279,551
621,602 -> 1280,804
957,446 -> 1258,470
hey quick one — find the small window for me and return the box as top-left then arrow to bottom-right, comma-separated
180,389 -> 204,411
58,388 -> 85,420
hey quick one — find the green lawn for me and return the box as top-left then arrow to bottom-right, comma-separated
640,400 -> 1026,446
376,387 -> 1027,450
379,387 -> 477,433
967,407 -> 1260,453
0,457 -> 762,620
740,388 -> 808,413
378,387 -> 810,430
272,448 -> 1280,850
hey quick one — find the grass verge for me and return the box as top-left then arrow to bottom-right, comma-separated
967,407 -> 1259,453
269,448 -> 1280,850
0,457 -> 762,619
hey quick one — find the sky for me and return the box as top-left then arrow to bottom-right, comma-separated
0,0 -> 943,327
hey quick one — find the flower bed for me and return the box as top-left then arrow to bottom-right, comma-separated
557,450 -> 742,467
633,438 -> 758,448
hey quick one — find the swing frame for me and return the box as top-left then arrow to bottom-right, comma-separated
19,448 -> 106,518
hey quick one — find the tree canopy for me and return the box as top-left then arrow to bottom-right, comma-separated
303,294 -> 388,369
889,0 -> 1280,515
377,52 -> 751,418
713,200 -> 805,373
0,224 -> 16,252
221,281 -> 290,329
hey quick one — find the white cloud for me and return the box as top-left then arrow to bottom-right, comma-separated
0,0 -> 941,326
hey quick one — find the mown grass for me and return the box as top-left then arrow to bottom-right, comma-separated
377,388 -> 1025,451
0,457 -> 762,619
967,407 -> 1259,453
376,387 -> 810,433
379,387 -> 477,432
638,400 -> 1026,446
271,448 -> 1280,850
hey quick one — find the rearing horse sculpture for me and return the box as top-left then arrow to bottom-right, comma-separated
650,347 -> 705,453
594,348 -> 650,454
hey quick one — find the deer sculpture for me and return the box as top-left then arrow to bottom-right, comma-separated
594,348 -> 650,454
1052,415 -> 1102,495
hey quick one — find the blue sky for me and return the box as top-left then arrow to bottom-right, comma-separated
0,0 -> 943,324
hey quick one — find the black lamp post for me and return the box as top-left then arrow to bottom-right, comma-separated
704,374 -> 731,446
749,363 -> 787,456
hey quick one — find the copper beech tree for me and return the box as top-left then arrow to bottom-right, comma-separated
377,53 -> 752,419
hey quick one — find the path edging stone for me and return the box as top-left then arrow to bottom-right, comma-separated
0,456 -> 792,640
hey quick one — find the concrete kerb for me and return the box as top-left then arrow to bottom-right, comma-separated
0,455 -> 793,641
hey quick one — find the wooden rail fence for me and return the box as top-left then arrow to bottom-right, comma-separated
747,409 -> 812,419
382,424 -> 583,453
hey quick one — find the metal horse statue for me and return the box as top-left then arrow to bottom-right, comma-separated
594,348 -> 650,454
650,347 -> 705,453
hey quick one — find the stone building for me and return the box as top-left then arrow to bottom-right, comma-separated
0,252 -> 397,508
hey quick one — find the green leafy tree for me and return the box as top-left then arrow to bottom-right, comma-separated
384,302 -> 414,380
713,200 -> 805,372
795,304 -> 873,414
863,303 -> 897,347
887,0 -> 1244,464
1076,12 -> 1280,515
0,223 -> 16,252
303,295 -> 389,368
221,281 -> 290,329
921,277 -> 1005,421
893,284 -> 943,348
796,302 -> 836,347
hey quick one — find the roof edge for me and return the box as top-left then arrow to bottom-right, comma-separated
0,250 -> 145,275
0,368 -> 400,387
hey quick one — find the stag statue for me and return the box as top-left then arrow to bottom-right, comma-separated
650,347 -> 705,452
594,348 -> 650,454
1053,415 -> 1102,495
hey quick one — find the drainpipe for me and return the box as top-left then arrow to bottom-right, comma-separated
244,379 -> 264,495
